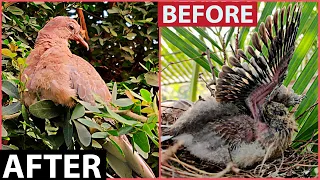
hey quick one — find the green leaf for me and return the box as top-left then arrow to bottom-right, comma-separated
73,120 -> 91,147
192,27 -> 222,50
108,137 -> 124,156
147,25 -> 157,35
225,27 -> 235,46
92,140 -> 102,148
63,120 -> 73,149
2,126 -> 8,137
175,27 -> 222,65
284,13 -> 318,85
134,142 -> 148,159
29,100 -> 62,119
133,131 -> 150,153
145,18 -> 153,22
107,130 -> 119,136
140,89 -> 151,102
71,104 -> 85,120
112,82 -> 117,103
294,106 -> 318,141
77,100 -> 101,113
7,6 -> 24,16
123,84 -> 145,101
162,27 -> 210,72
152,95 -> 159,116
126,32 -> 137,40
2,49 -> 17,59
142,124 -> 159,147
144,72 -> 158,87
2,102 -> 21,116
77,118 -> 102,131
114,98 -> 134,107
2,80 -> 19,99
118,126 -> 133,135
3,39 -> 9,45
295,77 -> 317,124
107,154 -> 133,178
292,49 -> 318,94
92,132 -> 108,139
110,29 -> 118,37
101,25 -> 110,33
21,105 -> 29,122
105,105 -> 141,126
101,123 -> 111,130
121,46 -> 134,55
107,7 -> 119,14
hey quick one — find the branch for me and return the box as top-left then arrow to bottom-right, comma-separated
205,47 -> 217,85
85,109 -> 148,123
295,102 -> 318,120
76,8 -> 89,41
114,110 -> 148,123
199,73 -> 215,97
235,27 -> 240,59
2,112 -> 21,120
161,55 -> 205,72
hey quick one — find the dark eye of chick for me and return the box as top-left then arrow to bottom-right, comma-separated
275,110 -> 285,116
68,24 -> 74,31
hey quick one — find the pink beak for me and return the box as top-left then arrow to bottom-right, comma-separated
75,34 -> 89,51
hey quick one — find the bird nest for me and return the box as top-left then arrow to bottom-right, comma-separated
161,131 -> 318,178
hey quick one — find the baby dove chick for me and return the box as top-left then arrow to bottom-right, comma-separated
167,5 -> 303,168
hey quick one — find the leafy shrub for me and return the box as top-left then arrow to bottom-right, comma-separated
2,2 -> 159,177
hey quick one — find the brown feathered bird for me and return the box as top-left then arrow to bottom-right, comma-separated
167,5 -> 303,168
22,16 -> 155,178
22,16 -> 111,107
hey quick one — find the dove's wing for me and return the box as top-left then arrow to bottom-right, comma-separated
69,54 -> 112,104
215,5 -> 302,120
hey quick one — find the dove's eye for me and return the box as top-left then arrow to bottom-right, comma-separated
275,110 -> 285,116
68,24 -> 75,31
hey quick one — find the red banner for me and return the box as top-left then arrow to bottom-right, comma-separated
159,2 -> 257,27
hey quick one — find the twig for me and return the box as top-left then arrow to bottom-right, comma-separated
2,112 -> 21,120
76,8 -> 89,41
161,105 -> 190,111
205,48 -> 217,86
213,162 -> 239,178
256,142 -> 274,176
222,32 -> 228,64
113,110 -> 148,123
161,140 -> 184,165
162,165 -> 203,178
295,102 -> 318,120
293,164 -> 318,167
161,55 -> 205,72
3,2 -> 16,9
235,27 -> 240,59
169,156 -> 217,176
199,73 -> 215,97
171,155 -> 199,175
85,109 -> 148,123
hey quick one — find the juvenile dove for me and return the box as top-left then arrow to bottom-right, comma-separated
22,16 -> 155,178
167,5 -> 303,168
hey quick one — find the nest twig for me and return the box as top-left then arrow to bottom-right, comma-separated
161,137 -> 318,178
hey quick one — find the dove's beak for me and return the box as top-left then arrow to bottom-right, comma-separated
75,34 -> 89,51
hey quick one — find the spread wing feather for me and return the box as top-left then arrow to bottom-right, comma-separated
215,4 -> 301,120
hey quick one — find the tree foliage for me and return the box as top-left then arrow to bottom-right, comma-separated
2,2 -> 159,177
